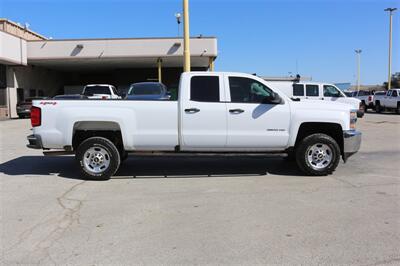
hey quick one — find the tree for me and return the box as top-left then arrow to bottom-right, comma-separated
383,72 -> 400,89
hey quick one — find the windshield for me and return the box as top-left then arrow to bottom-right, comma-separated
83,86 -> 111,96
128,83 -> 162,95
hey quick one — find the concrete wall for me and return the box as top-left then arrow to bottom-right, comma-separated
6,66 -> 65,118
0,19 -> 46,41
0,31 -> 27,65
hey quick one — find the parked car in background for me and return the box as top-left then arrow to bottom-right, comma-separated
126,82 -> 171,100
374,89 -> 400,114
53,94 -> 89,100
82,84 -> 121,99
267,81 -> 364,117
351,90 -> 375,111
344,91 -> 354,97
16,97 -> 48,118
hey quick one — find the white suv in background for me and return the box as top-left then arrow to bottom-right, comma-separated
267,81 -> 364,117
82,84 -> 121,99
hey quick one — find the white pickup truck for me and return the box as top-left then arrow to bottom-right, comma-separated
374,89 -> 400,114
266,81 -> 364,117
82,84 -> 121,99
27,72 -> 361,180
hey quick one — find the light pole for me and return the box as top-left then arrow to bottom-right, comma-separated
175,13 -> 181,37
384,8 -> 397,90
355,49 -> 362,91
183,0 -> 191,72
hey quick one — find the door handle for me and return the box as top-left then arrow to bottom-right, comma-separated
184,108 -> 200,113
229,108 -> 244,114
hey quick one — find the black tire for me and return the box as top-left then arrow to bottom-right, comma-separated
284,150 -> 296,162
295,133 -> 340,176
76,137 -> 120,180
375,102 -> 382,113
120,150 -> 129,162
397,103 -> 400,114
360,101 -> 366,112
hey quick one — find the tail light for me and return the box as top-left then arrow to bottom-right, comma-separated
368,96 -> 372,102
102,96 -> 107,100
31,106 -> 41,127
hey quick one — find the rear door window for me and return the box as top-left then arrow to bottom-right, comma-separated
306,85 -> 319,97
190,76 -> 220,102
293,84 -> 304,96
84,86 -> 111,96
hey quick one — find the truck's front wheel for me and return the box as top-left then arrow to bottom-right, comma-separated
295,133 -> 340,176
76,137 -> 120,180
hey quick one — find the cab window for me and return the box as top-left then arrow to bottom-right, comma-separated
323,85 -> 343,97
293,84 -> 304,96
190,76 -> 220,102
229,77 -> 273,103
306,85 -> 319,97
392,90 -> 398,97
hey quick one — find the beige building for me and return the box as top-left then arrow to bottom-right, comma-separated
0,19 -> 218,119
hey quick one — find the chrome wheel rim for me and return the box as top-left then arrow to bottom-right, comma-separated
83,146 -> 110,174
306,143 -> 332,170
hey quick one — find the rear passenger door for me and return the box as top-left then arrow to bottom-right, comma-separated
388,90 -> 398,108
180,75 -> 227,150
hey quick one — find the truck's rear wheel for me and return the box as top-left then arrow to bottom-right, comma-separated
76,137 -> 120,180
295,133 -> 340,176
375,102 -> 382,113
360,101 -> 366,112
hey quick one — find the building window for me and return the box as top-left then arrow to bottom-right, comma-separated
190,76 -> 220,102
29,89 -> 36,97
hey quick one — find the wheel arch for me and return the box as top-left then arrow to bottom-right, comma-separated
72,121 -> 125,152
293,122 -> 344,156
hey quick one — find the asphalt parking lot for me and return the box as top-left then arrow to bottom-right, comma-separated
1,113 -> 399,265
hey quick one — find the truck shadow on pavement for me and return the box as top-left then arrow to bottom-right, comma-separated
0,155 -> 305,180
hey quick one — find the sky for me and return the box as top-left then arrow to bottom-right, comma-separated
0,0 -> 399,85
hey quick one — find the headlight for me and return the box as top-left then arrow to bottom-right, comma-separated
350,110 -> 357,130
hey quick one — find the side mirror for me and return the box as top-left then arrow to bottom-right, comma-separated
263,92 -> 282,104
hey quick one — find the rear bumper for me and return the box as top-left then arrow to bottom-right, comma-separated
342,130 -> 362,162
27,134 -> 43,149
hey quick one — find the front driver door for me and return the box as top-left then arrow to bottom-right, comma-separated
225,75 -> 290,149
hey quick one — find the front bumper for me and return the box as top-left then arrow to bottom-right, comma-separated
342,130 -> 362,162
27,134 -> 43,149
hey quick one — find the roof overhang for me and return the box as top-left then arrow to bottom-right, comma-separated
27,37 -> 217,71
